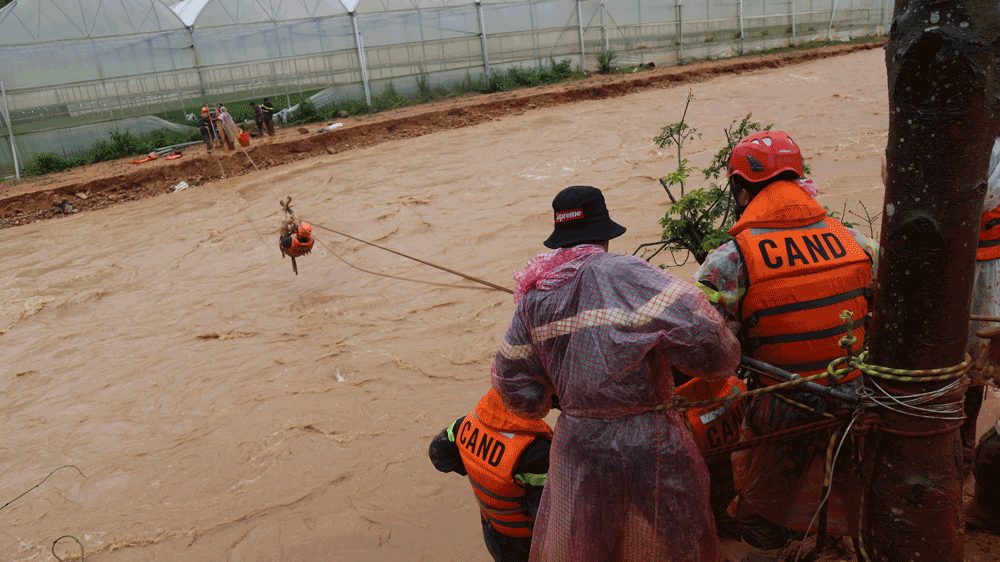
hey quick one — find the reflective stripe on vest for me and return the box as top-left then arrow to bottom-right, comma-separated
979,204 -> 1000,261
735,216 -> 872,386
457,411 -> 536,538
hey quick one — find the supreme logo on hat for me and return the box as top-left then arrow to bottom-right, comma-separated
555,208 -> 584,223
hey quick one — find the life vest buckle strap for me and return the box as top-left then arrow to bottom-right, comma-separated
747,317 -> 866,351
742,287 -> 870,329
475,495 -> 527,516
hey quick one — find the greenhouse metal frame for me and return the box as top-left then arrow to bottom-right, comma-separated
0,0 -> 891,177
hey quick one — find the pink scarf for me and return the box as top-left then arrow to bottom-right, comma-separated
512,244 -> 604,304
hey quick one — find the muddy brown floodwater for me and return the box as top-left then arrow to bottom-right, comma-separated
1,47 -> 998,561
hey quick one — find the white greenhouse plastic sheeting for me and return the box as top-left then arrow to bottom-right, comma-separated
0,0 -> 893,176
0,117 -> 196,176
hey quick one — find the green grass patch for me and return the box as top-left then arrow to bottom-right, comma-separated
25,127 -> 199,176
749,34 -> 884,57
321,58 -> 583,119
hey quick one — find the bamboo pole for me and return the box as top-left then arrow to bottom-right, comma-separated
864,0 -> 1000,559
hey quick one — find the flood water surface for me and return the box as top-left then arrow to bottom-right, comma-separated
2,49 -> 902,561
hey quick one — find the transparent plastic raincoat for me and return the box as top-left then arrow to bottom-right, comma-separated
491,245 -> 741,562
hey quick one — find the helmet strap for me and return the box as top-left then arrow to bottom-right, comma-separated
729,178 -> 749,220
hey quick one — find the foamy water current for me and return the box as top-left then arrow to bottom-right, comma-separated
2,49 -> 892,561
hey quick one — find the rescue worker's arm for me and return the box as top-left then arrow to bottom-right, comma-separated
846,227 -> 879,280
428,417 -> 467,476
692,241 -> 746,327
653,276 -> 742,382
491,309 -> 555,419
512,437 -> 550,520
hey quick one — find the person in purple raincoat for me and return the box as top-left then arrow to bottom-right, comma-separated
492,185 -> 741,562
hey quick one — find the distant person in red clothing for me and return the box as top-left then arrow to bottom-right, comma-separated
429,388 -> 552,562
197,107 -> 214,153
250,102 -> 264,137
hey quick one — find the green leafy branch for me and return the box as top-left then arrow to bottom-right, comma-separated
636,102 -> 770,265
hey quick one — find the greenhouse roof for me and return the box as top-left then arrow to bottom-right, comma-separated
173,0 -> 348,26
0,0 -> 185,44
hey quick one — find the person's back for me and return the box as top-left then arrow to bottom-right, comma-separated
493,186 -> 741,562
261,98 -> 276,136
693,131 -> 877,554
429,389 -> 552,562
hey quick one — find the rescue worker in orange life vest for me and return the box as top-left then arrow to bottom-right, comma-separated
428,388 -> 552,562
693,131 -> 878,554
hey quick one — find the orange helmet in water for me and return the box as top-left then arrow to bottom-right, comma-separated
728,130 -> 804,183
298,223 -> 312,238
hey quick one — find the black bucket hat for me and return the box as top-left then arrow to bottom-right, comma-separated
543,186 -> 627,249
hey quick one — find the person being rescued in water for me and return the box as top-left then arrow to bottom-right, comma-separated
428,388 -> 552,562
278,197 -> 314,275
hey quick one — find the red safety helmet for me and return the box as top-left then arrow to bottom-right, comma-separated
727,131 -> 804,183
298,223 -> 312,238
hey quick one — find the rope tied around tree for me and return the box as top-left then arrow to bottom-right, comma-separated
649,308 -> 973,439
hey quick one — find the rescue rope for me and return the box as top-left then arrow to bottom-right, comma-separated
827,350 -> 971,384
660,370 -> 837,413
665,313 -> 971,417
971,314 -> 1000,323
229,135 -> 514,292
794,415 -> 858,562
772,391 -> 837,419
309,233 -> 499,291
700,416 -> 845,459
0,465 -> 85,512
307,223 -> 514,294
52,535 -> 87,562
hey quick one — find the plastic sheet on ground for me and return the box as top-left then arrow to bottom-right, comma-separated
492,245 -> 741,562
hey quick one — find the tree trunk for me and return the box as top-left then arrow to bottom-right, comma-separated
866,1 -> 1000,560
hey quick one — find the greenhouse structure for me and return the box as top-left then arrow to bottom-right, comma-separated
0,0 -> 891,176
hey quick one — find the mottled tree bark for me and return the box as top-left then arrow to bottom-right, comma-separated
866,1 -> 1000,560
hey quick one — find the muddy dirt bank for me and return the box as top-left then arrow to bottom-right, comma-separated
0,41 -> 884,229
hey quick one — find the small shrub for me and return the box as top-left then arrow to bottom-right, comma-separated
416,71 -> 432,98
367,82 -> 407,113
88,140 -> 118,164
109,128 -> 143,157
597,50 -> 618,73
509,67 -> 541,88
288,99 -> 322,125
483,70 -> 507,93
25,153 -> 79,176
551,58 -> 573,79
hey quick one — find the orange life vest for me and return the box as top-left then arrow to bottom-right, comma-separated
456,389 -> 553,538
676,377 -> 746,451
730,180 -> 872,386
283,235 -> 314,258
979,203 -> 1000,261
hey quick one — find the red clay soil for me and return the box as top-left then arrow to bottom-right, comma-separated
0,41 -> 885,229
